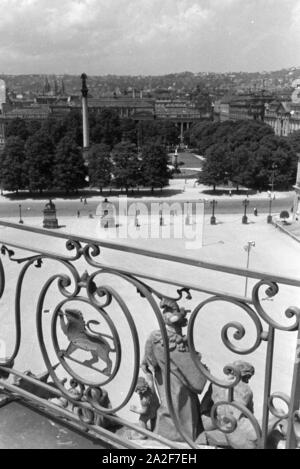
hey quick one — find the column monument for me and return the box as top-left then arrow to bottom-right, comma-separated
293,153 -> 300,221
81,73 -> 90,162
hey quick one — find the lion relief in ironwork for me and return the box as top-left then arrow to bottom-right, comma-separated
58,309 -> 115,376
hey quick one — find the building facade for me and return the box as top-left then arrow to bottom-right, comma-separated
0,78 -> 208,149
214,91 -> 274,123
214,83 -> 300,137
264,101 -> 300,137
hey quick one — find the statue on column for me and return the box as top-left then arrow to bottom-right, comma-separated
81,73 -> 88,98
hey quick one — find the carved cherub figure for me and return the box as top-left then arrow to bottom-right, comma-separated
130,377 -> 160,438
201,360 -> 257,448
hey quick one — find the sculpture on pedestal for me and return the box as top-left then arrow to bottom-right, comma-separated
43,199 -> 58,229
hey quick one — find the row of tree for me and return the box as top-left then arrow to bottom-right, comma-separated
5,109 -> 181,149
88,141 -> 170,193
0,110 -> 178,194
0,134 -> 171,194
189,120 -> 298,191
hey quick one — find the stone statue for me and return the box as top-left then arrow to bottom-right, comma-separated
130,377 -> 160,439
200,360 -> 257,449
141,298 -> 207,442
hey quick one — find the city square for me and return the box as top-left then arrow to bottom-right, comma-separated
0,0 -> 300,454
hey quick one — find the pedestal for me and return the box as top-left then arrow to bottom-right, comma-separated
43,201 -> 58,229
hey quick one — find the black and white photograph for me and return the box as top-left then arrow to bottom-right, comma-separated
0,0 -> 299,453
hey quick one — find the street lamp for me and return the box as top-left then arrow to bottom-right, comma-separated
244,241 -> 256,296
185,202 -> 191,226
270,163 -> 278,194
210,200 -> 217,225
159,206 -> 164,226
267,192 -> 275,224
135,205 -> 140,228
242,199 -> 249,224
18,204 -> 23,224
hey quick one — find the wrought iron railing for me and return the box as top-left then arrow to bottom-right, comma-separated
0,220 -> 299,449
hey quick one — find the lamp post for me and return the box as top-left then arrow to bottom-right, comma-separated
242,199 -> 249,224
244,241 -> 256,296
18,204 -> 23,224
135,206 -> 140,228
210,200 -> 217,225
270,163 -> 277,194
185,202 -> 191,226
159,206 -> 163,226
267,193 -> 274,224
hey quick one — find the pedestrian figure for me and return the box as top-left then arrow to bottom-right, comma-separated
254,208 -> 258,216
77,210 -> 80,218
229,190 -> 232,197
84,198 -> 87,205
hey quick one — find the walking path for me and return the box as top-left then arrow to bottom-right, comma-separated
0,179 -> 293,204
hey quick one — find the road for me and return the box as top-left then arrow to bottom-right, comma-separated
0,194 -> 293,220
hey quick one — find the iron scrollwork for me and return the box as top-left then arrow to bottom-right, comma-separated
0,232 -> 299,449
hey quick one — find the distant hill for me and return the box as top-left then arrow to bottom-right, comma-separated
1,67 -> 300,100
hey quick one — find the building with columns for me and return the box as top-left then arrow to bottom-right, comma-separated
0,75 -> 211,150
264,100 -> 300,137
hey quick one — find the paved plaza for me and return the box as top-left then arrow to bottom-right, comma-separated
0,204 -> 299,427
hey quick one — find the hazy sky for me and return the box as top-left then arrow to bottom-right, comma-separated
0,0 -> 300,75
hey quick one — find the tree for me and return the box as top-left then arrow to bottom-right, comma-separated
112,142 -> 140,193
41,117 -> 66,145
286,129 -> 300,154
198,121 -> 297,191
120,118 -> 138,144
6,118 -> 29,141
191,84 -> 213,115
63,111 -> 83,147
53,136 -> 86,193
140,143 -> 171,192
25,130 -> 55,192
189,121 -> 219,153
26,120 -> 42,137
230,146 -> 252,191
0,136 -> 27,192
198,143 -> 230,191
158,121 -> 180,146
90,109 -> 121,147
88,144 -> 112,192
